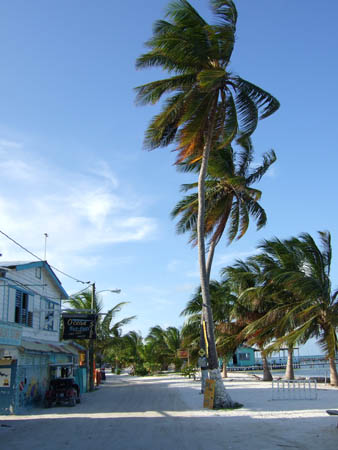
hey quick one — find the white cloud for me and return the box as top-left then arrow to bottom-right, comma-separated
0,159 -> 37,182
89,160 -> 119,188
0,140 -> 158,271
0,139 -> 22,149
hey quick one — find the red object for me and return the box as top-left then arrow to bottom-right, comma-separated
96,369 -> 101,385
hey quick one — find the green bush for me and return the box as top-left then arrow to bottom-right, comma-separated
173,357 -> 184,371
134,364 -> 148,376
181,365 -> 197,379
144,362 -> 161,375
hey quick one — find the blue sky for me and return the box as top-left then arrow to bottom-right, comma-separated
0,0 -> 337,355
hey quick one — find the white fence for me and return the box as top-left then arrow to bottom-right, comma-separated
272,379 -> 317,400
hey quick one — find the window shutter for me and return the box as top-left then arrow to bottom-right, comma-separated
28,311 -> 33,327
15,291 -> 21,323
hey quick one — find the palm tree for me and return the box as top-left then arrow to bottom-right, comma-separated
181,280 -> 236,377
65,291 -> 135,367
172,141 -> 276,280
248,241 -> 310,380
136,0 -> 279,407
146,326 -> 182,370
223,259 -> 275,381
120,331 -> 145,374
256,231 -> 338,386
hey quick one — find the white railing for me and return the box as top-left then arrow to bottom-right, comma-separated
272,379 -> 317,400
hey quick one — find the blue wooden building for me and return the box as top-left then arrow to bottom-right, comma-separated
227,345 -> 256,368
0,261 -> 85,414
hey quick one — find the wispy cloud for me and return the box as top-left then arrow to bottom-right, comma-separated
89,160 -> 119,188
0,139 -> 22,149
0,140 -> 157,270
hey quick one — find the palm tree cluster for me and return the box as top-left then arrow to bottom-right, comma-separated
64,291 -> 185,376
64,291 -> 135,368
181,230 -> 338,386
136,0 -> 279,408
106,326 -> 183,376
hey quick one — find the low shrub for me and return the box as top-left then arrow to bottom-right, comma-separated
181,365 -> 197,379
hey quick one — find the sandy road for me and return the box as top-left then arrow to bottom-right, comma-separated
1,373 -> 338,450
0,373 -> 227,450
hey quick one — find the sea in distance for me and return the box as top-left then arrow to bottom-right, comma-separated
231,355 -> 338,379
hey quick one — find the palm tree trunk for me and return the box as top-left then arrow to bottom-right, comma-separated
206,238 -> 217,283
222,358 -> 228,378
197,98 -> 235,408
205,202 -> 232,282
329,357 -> 338,386
260,348 -> 273,381
284,346 -> 295,380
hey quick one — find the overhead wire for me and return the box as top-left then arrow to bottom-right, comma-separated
0,229 -> 91,285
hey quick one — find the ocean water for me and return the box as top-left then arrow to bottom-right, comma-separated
251,364 -> 337,379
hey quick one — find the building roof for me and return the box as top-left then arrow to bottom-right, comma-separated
0,260 -> 68,299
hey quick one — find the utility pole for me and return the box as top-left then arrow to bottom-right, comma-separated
89,282 -> 95,391
44,233 -> 48,260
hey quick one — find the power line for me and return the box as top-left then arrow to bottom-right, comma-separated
0,229 -> 91,285
0,277 -> 63,300
0,277 -> 92,300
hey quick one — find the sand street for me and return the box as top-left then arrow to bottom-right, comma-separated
1,372 -> 338,450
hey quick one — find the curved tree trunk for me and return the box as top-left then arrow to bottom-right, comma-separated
197,98 -> 236,408
284,346 -> 295,380
329,357 -> 338,386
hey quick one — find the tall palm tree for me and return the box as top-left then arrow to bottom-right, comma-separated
256,231 -> 338,386
136,0 -> 279,407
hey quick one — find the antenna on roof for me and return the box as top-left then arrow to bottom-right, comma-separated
44,233 -> 48,261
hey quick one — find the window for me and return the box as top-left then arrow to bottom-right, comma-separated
44,300 -> 55,331
35,267 -> 41,279
239,352 -> 251,361
15,290 -> 33,327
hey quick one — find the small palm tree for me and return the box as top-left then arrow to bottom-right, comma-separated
146,326 -> 182,370
65,291 -> 135,366
223,259 -> 275,381
181,280 -> 236,377
120,331 -> 145,374
256,231 -> 338,386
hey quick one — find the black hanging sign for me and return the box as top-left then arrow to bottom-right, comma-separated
62,314 -> 97,339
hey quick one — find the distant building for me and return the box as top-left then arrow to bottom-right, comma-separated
0,261 -> 81,414
227,345 -> 256,368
